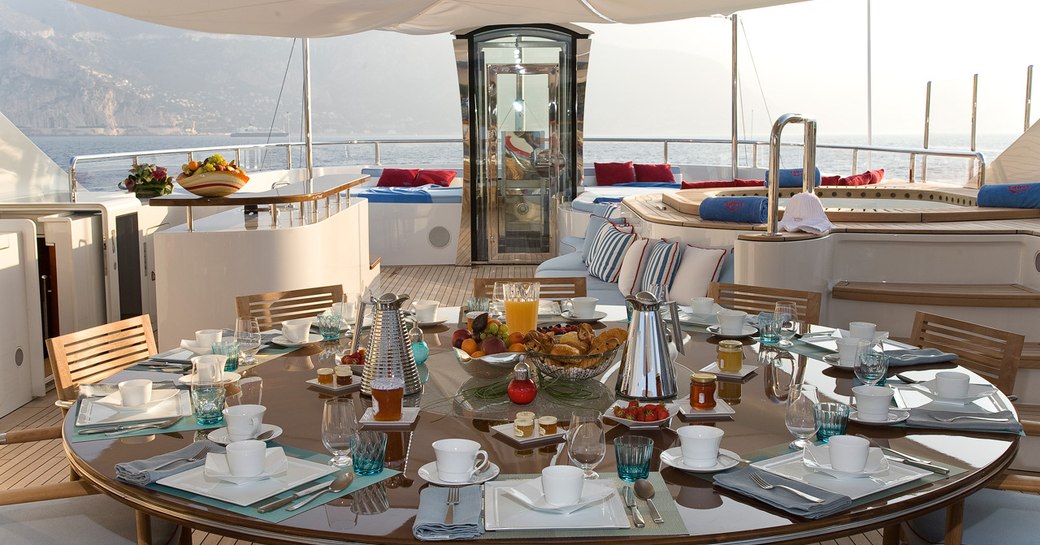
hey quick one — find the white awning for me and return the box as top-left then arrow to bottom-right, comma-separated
70,0 -> 803,37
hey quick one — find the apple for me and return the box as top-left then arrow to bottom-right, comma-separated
481,336 -> 506,355
452,329 -> 473,349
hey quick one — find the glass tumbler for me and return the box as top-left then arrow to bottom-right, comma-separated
814,402 -> 851,443
190,378 -> 226,426
350,431 -> 388,476
757,312 -> 780,345
614,435 -> 654,482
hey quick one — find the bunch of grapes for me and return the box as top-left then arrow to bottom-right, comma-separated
478,319 -> 510,342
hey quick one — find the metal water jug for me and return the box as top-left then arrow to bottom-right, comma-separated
615,291 -> 685,400
359,292 -> 422,396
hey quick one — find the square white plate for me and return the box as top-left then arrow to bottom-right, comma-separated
751,450 -> 931,500
801,330 -> 916,352
157,455 -> 338,507
490,422 -> 567,447
484,479 -> 630,530
76,391 -> 192,427
676,397 -> 736,419
359,406 -> 420,428
699,362 -> 758,379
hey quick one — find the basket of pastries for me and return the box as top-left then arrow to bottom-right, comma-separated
523,324 -> 627,381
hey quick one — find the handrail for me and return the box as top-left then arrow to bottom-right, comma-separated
766,114 -> 817,236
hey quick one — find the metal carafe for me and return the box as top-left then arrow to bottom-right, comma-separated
360,292 -> 422,396
615,291 -> 685,400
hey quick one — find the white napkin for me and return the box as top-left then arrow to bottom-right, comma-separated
501,478 -> 614,514
778,192 -> 834,234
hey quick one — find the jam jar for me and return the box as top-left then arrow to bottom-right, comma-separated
690,372 -> 717,410
717,340 -> 744,373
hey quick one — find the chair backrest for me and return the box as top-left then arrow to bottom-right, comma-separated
707,282 -> 822,325
235,284 -> 344,330
910,312 -> 1024,395
473,277 -> 587,300
46,315 -> 157,403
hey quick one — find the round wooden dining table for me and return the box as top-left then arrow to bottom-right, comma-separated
62,320 -> 1019,545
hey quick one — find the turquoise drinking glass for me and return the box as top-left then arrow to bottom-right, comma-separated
613,435 -> 653,482
814,402 -> 851,443
350,431 -> 388,476
190,379 -> 226,426
212,340 -> 240,372
317,312 -> 342,341
757,312 -> 781,345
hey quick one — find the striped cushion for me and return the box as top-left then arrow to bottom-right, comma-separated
641,240 -> 683,295
581,206 -> 626,263
586,223 -> 637,282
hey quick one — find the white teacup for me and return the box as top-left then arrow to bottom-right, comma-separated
224,404 -> 266,442
191,354 -> 226,383
827,435 -> 870,473
195,329 -> 223,347
568,297 -> 599,319
281,318 -> 313,343
225,440 -> 267,477
413,300 -> 440,323
117,379 -> 152,407
541,465 -> 585,506
717,310 -> 747,336
848,322 -> 877,341
852,385 -> 894,422
689,297 -> 715,315
836,337 -> 866,367
432,438 -> 490,483
935,371 -> 970,399
677,425 -> 724,468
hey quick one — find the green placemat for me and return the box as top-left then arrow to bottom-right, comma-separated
148,445 -> 399,523
481,472 -> 687,539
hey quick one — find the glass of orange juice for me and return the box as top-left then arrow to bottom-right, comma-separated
503,282 -> 540,335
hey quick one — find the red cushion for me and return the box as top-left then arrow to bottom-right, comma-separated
593,162 -> 635,186
415,169 -> 457,187
376,168 -> 419,187
836,169 -> 885,186
634,163 -> 675,183
820,175 -> 841,185
869,168 -> 885,184
681,179 -> 765,189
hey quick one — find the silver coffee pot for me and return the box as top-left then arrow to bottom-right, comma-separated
615,291 -> 685,400
358,292 -> 422,396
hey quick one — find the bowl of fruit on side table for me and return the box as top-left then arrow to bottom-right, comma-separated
452,313 -> 525,379
176,154 -> 250,198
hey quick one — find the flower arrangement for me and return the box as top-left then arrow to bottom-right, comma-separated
121,163 -> 174,197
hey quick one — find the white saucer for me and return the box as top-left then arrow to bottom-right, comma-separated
660,447 -> 740,473
417,319 -> 448,328
271,334 -> 322,347
699,362 -> 758,379
203,447 -> 288,485
417,461 -> 500,486
822,354 -> 854,368
802,444 -> 889,478
849,408 -> 910,425
207,424 -> 283,445
706,325 -> 758,339
94,388 -> 179,411
178,371 -> 241,385
561,310 -> 608,323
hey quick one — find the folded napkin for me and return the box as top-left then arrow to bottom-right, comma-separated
713,468 -> 852,519
413,485 -> 483,541
777,192 -> 833,234
883,348 -> 958,367
906,407 -> 1023,434
115,440 -> 224,486
593,196 -> 624,204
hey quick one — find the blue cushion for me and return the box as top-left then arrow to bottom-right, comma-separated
641,240 -> 683,293
699,196 -> 768,223
765,167 -> 822,187
581,208 -> 625,263
905,488 -> 1040,545
977,183 -> 1040,208
586,224 -> 637,283
536,251 -> 586,274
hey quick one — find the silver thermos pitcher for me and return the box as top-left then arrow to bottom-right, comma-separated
615,291 -> 685,400
359,292 -> 422,396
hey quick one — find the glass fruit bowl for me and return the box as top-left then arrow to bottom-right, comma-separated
452,348 -> 523,379
525,343 -> 624,381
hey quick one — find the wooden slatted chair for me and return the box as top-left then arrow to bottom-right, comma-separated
908,311 -> 1024,395
473,277 -> 587,300
707,282 -> 822,325
235,284 -> 344,330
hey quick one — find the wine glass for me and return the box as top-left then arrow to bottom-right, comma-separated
235,316 -> 262,364
567,409 -> 606,479
322,398 -> 357,468
856,350 -> 890,386
774,301 -> 798,347
490,282 -> 506,320
785,384 -> 819,449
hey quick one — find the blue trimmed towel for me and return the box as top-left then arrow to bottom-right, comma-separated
977,183 -> 1040,208
765,167 -> 822,187
699,196 -> 768,223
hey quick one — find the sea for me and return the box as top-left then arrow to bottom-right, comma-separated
29,133 -> 1017,192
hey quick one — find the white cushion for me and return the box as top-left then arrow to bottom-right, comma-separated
586,223 -> 637,283
667,245 -> 729,303
0,495 -> 180,545
616,239 -> 652,297
640,240 -> 683,294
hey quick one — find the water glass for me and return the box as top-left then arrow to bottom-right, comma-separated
317,312 -> 342,341
785,384 -> 819,449
190,380 -> 226,426
774,301 -> 798,347
350,431 -> 388,476
613,435 -> 654,482
856,350 -> 890,386
212,340 -> 240,372
757,312 -> 780,345
235,317 -> 262,364
322,398 -> 358,468
567,409 -> 606,479
814,402 -> 851,443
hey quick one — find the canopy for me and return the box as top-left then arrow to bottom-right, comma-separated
71,0 -> 802,37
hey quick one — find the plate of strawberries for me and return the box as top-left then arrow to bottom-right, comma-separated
603,399 -> 678,429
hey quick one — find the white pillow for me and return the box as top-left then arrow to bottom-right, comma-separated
667,245 -> 729,303
616,239 -> 652,296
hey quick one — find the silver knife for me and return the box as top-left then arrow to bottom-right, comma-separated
256,480 -> 332,513
884,454 -> 950,475
78,417 -> 180,435
623,486 -> 645,528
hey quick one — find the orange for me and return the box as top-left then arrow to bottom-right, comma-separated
508,343 -> 526,353
460,338 -> 478,355
471,351 -> 486,358
508,332 -> 525,346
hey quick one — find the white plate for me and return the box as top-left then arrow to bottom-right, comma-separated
157,455 -> 338,506
359,406 -> 420,428
178,372 -> 242,385
802,444 -> 889,478
602,400 -> 678,428
305,378 -> 362,393
417,319 -> 448,328
912,380 -> 997,405
678,311 -> 719,326
801,330 -> 915,352
417,461 -> 500,486
561,310 -> 608,324
93,389 -> 180,412
149,348 -> 195,364
484,479 -> 629,530
706,325 -> 758,339
676,397 -> 737,419
849,408 -> 911,425
698,362 -> 758,379
179,339 -> 212,355
752,450 -> 930,500
203,447 -> 289,485
271,334 -> 322,347
489,422 -> 567,447
499,477 -> 615,514
821,354 -> 854,368
76,391 -> 192,427
660,447 -> 740,473
207,424 -> 283,445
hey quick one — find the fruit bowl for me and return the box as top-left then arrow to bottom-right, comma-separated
525,343 -> 624,381
176,171 -> 249,198
452,348 -> 523,379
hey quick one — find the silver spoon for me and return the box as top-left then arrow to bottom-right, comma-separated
286,472 -> 354,511
633,479 -> 664,524
254,429 -> 277,441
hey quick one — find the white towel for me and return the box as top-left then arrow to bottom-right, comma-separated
778,192 -> 833,234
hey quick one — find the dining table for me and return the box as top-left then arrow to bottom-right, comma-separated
61,308 -> 1020,545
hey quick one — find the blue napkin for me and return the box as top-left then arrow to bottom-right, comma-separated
713,468 -> 852,519
413,485 -> 483,540
906,407 -> 1023,434
115,440 -> 224,486
977,182 -> 1040,208
699,196 -> 768,223
883,348 -> 958,367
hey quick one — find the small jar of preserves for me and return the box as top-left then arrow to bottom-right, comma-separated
717,340 -> 744,373
690,372 -> 717,410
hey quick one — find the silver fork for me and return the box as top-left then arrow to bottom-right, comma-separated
444,487 -> 459,524
151,445 -> 213,471
748,472 -> 825,503
931,414 -> 1010,423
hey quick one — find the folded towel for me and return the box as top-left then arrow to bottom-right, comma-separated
713,468 -> 852,519
765,167 -> 822,188
778,192 -> 833,234
977,183 -> 1040,208
906,408 -> 1023,434
115,441 -> 223,486
413,485 -> 484,541
883,348 -> 958,367
593,196 -> 624,204
699,196 -> 768,223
